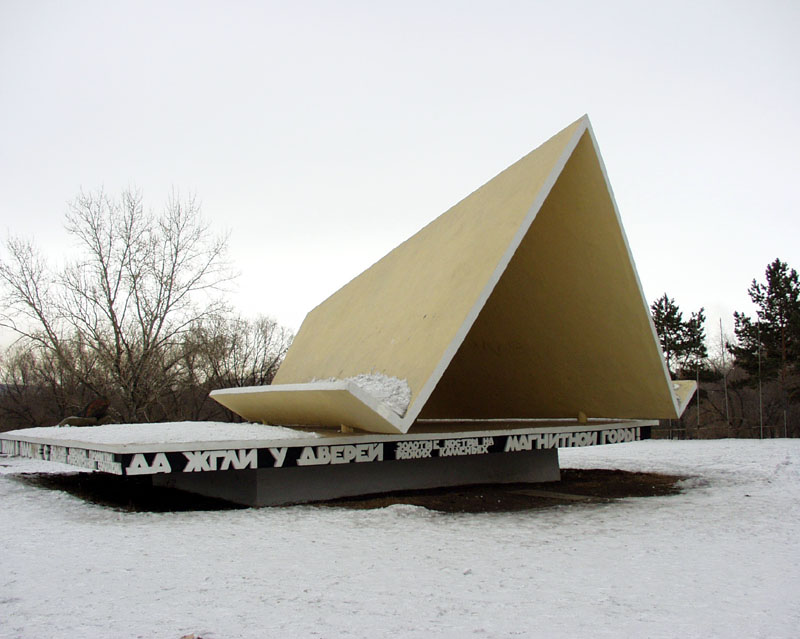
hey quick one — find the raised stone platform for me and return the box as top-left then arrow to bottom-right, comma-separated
1,419 -> 654,506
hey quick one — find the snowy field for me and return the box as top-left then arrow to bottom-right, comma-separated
1,439 -> 798,639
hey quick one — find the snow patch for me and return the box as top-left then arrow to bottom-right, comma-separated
379,503 -> 431,516
0,456 -> 87,476
319,373 -> 412,417
3,421 -> 317,445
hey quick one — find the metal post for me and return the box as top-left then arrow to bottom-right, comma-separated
720,319 -> 730,424
696,360 -> 700,429
758,321 -> 763,439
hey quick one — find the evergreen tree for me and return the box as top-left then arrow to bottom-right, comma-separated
680,307 -> 708,377
650,294 -> 707,377
651,294 -> 684,375
731,258 -> 800,381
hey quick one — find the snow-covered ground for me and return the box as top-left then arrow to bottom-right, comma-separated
1,439 -> 798,639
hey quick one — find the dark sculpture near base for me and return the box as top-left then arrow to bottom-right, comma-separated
57,397 -> 112,427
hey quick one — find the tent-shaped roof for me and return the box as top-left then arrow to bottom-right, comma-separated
211,115 -> 692,433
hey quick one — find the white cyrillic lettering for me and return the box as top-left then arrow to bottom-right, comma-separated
233,449 -> 257,470
183,451 -> 212,472
151,453 -> 171,473
127,453 -> 151,475
269,447 -> 287,467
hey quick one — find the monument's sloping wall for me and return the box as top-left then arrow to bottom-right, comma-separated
272,117 -> 586,406
419,130 -> 677,420
212,115 -> 686,433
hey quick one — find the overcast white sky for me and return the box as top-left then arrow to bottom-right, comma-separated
1,1 -> 798,346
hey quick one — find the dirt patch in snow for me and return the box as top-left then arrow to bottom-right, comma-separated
317,469 -> 687,513
11,468 -> 686,513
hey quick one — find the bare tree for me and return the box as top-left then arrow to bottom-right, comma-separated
195,314 -> 292,388
172,314 -> 293,421
0,189 -> 234,423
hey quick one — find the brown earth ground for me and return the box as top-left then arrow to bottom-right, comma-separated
10,468 -> 687,513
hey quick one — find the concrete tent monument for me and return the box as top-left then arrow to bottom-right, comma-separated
211,115 -> 693,434
1,115 -> 696,506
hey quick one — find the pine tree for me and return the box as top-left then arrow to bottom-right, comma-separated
650,294 -> 707,377
651,294 -> 684,376
680,307 -> 708,377
731,258 -> 800,381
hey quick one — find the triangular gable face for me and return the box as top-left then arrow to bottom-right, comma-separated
212,116 -> 683,433
418,129 -> 678,421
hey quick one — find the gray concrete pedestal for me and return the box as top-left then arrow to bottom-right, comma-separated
153,448 -> 560,507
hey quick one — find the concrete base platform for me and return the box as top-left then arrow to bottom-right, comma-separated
1,419 -> 652,507
153,448 -> 560,506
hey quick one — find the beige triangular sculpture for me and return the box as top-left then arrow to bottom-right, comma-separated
211,115 -> 693,433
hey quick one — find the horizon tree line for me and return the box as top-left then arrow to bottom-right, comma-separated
0,187 -> 797,437
651,258 -> 800,438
